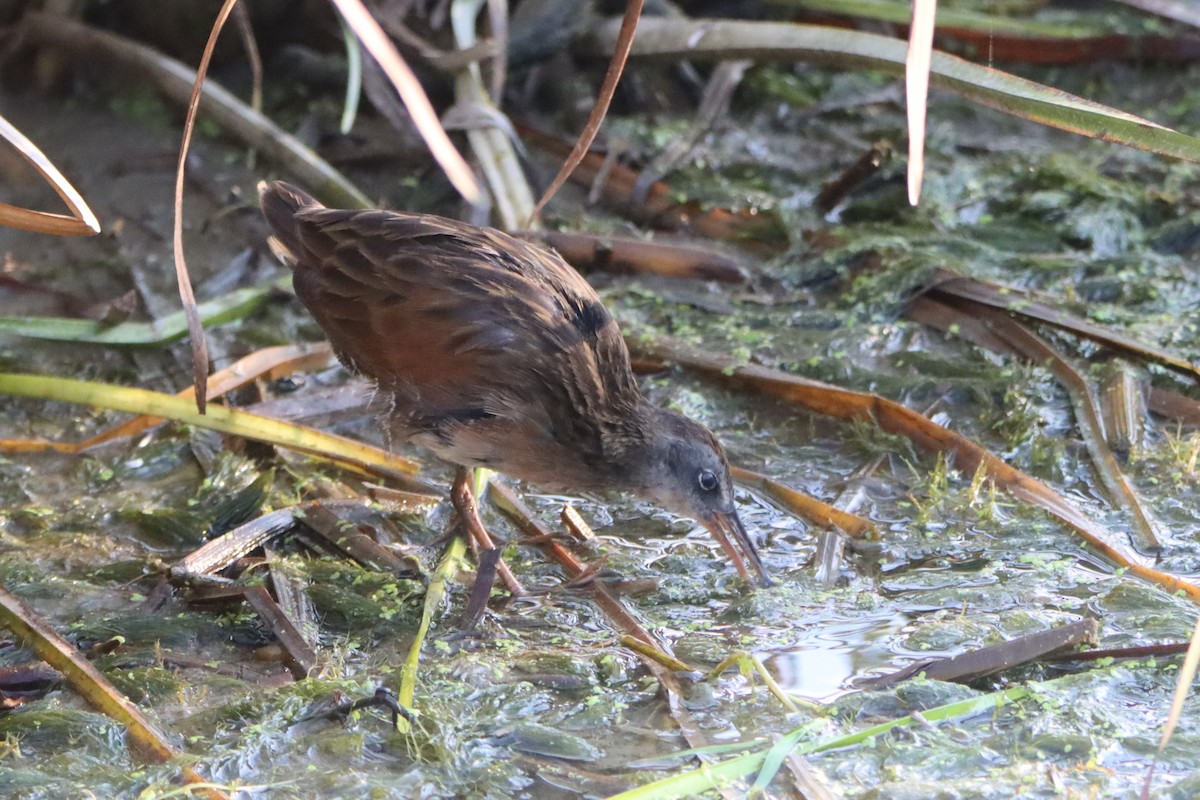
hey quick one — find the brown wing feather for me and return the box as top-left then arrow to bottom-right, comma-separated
259,181 -> 645,483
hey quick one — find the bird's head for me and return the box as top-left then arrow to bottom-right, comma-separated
629,408 -> 771,587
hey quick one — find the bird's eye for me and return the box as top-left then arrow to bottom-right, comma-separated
697,469 -> 719,492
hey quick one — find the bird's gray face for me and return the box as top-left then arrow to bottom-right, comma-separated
647,431 -> 737,525
636,413 -> 770,586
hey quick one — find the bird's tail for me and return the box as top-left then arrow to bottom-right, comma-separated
257,180 -> 323,268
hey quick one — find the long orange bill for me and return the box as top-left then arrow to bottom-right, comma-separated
705,510 -> 772,588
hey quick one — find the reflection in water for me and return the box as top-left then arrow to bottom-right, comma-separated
766,612 -> 914,702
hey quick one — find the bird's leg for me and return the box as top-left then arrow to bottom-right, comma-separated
450,466 -> 526,596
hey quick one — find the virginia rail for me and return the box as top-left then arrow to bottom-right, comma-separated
259,181 -> 769,586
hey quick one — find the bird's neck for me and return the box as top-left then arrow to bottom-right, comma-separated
600,401 -> 674,482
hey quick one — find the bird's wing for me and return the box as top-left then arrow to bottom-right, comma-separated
260,183 -> 642,450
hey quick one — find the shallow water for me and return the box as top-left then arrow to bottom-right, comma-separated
4,38 -> 1200,799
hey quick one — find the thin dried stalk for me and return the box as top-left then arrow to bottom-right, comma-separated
450,0 -> 533,228
924,269 -> 1200,379
906,0 -> 936,204
0,373 -> 422,480
528,0 -> 644,224
173,0 -> 243,413
0,113 -> 99,236
975,304 -> 1163,554
333,0 -> 482,204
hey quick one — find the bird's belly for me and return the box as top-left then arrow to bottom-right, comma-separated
410,425 -> 614,494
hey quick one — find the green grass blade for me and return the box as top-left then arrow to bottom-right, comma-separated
0,275 -> 289,345
0,372 -> 419,478
599,18 -> 1200,162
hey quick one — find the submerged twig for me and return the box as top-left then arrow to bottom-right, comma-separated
459,547 -> 502,629
316,686 -> 414,728
242,585 -> 318,679
859,618 -> 1098,689
299,502 -> 421,577
814,140 -> 894,214
488,479 -> 662,646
